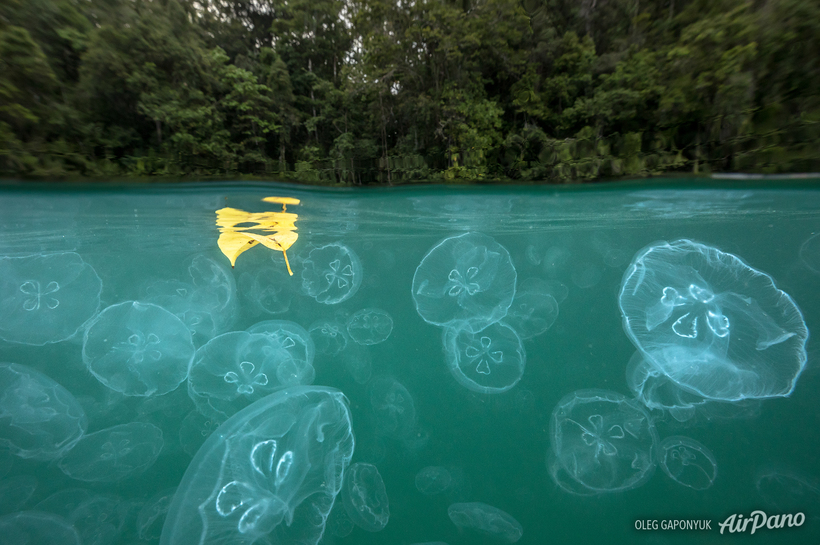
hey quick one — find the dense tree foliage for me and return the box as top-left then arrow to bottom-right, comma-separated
1,0 -> 818,182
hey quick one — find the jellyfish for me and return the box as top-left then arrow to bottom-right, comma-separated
0,511 -> 80,545
415,467 -> 453,496
503,278 -> 559,340
0,252 -> 102,345
57,422 -> 164,482
83,301 -> 195,397
346,308 -> 394,346
412,232 -> 517,333
550,389 -> 657,494
188,331 -> 316,420
369,378 -> 417,440
300,243 -> 362,304
0,362 -> 87,461
447,502 -> 522,543
658,436 -> 717,490
144,254 -> 237,344
443,321 -> 526,394
159,386 -> 355,545
245,320 -> 315,377
619,239 -> 809,401
342,463 -> 390,532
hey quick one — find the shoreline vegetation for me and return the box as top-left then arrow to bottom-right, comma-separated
1,0 -> 818,185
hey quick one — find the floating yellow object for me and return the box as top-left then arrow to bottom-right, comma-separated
216,197 -> 300,275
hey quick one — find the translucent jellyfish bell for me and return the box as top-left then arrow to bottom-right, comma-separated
0,362 -> 87,461
83,302 -> 195,397
57,422 -> 164,482
550,389 -> 657,494
188,331 -> 316,420
300,243 -> 362,304
447,502 -> 523,543
346,308 -> 394,345
658,436 -> 717,490
0,252 -> 102,345
342,463 -> 390,532
160,386 -> 355,545
619,239 -> 809,401
443,321 -> 525,394
412,232 -> 517,333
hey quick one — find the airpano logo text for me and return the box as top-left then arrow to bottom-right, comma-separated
635,519 -> 712,531
718,511 -> 805,534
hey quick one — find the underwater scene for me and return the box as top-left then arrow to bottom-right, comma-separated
0,181 -> 819,545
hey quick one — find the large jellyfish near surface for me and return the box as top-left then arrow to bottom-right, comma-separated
83,301 -> 195,397
0,252 -> 102,345
443,321 -> 525,394
300,243 -> 362,304
188,331 -> 316,421
549,389 -> 657,495
159,386 -> 355,545
619,239 -> 808,401
412,232 -> 517,333
0,362 -> 87,461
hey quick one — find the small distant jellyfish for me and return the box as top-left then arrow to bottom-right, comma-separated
412,232 -> 517,333
415,466 -> 453,496
347,308 -> 394,345
443,321 -> 525,394
301,243 -> 362,304
83,301 -> 195,397
0,252 -> 102,345
550,389 -> 657,494
658,436 -> 717,491
342,463 -> 390,532
503,278 -> 559,339
369,378 -> 417,439
188,331 -> 316,420
0,362 -> 87,461
308,320 -> 349,356
447,502 -> 523,543
57,422 -> 164,482
799,232 -> 820,274
0,511 -> 81,545
159,386 -> 355,545
619,239 -> 809,401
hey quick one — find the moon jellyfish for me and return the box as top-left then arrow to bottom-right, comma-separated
412,232 -> 517,333
447,502 -> 523,543
246,320 -> 315,375
301,243 -> 362,304
550,389 -> 657,494
443,321 -> 525,394
238,262 -> 295,316
308,320 -> 349,357
626,352 -> 707,422
658,436 -> 717,490
0,362 -> 87,460
57,422 -> 164,482
415,466 -> 452,496
619,239 -> 809,401
369,377 -> 416,439
342,463 -> 390,532
159,386 -> 355,545
756,469 -> 820,513
0,511 -> 81,545
83,301 -> 195,397
178,410 -> 221,457
145,254 -> 237,344
0,252 -> 102,345
799,232 -> 820,274
346,308 -> 394,345
189,331 -> 316,420
502,278 -> 559,339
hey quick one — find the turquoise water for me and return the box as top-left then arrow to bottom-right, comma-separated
0,180 -> 819,545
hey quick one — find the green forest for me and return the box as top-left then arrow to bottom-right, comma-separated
1,0 -> 819,183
